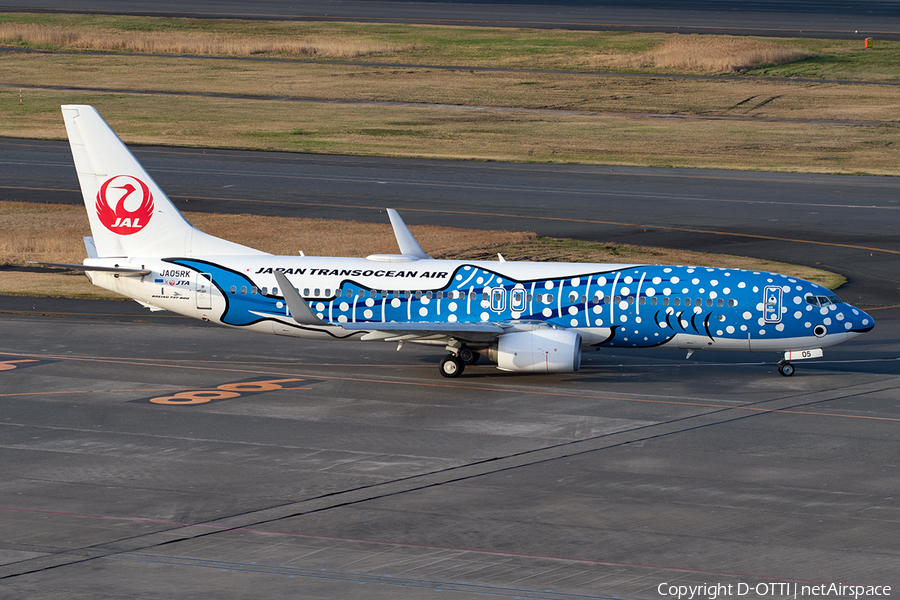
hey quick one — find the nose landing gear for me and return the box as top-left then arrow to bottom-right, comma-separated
777,360 -> 795,377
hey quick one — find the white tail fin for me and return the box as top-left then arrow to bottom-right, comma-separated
61,105 -> 265,258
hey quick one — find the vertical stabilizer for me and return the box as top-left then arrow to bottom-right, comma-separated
61,105 -> 265,258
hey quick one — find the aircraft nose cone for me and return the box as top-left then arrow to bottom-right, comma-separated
847,305 -> 875,333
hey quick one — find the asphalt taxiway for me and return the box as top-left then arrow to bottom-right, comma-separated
0,297 -> 897,599
1,141 -> 898,598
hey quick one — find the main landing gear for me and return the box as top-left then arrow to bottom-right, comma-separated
777,360 -> 795,377
440,347 -> 481,378
440,354 -> 464,378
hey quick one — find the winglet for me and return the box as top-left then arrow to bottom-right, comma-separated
387,209 -> 431,260
273,270 -> 328,326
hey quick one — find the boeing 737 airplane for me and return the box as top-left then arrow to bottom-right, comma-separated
43,105 -> 874,377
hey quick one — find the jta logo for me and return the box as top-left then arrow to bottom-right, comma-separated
95,175 -> 154,235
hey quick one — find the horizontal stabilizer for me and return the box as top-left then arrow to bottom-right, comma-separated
28,262 -> 150,276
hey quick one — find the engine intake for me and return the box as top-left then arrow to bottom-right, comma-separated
485,328 -> 582,373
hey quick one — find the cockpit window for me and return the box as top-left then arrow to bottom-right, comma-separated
806,294 -> 842,307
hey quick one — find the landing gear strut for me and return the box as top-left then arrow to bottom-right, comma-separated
778,361 -> 795,377
458,347 -> 480,365
440,354 -> 464,378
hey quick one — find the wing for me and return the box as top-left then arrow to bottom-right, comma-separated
340,321 -> 503,343
273,271 -> 504,343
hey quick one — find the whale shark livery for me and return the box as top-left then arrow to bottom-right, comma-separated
49,105 -> 874,377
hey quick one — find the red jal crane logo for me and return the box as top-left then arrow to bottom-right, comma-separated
95,175 -> 154,235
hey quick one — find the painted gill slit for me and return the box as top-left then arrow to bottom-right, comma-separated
529,281 -> 535,316
610,272 -> 620,324
584,275 -> 593,327
556,279 -> 563,319
636,272 -> 645,316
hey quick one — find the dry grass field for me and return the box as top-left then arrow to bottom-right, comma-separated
0,201 -> 842,299
0,20 -> 813,73
0,21 -> 417,58
4,88 -> 899,175
1,27 -> 898,174
604,37 -> 812,72
1,15 -> 899,174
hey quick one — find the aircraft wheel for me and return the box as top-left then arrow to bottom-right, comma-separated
458,348 -> 480,365
440,355 -> 465,378
778,361 -> 795,377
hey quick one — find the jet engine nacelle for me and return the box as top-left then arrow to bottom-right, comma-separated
485,328 -> 582,373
